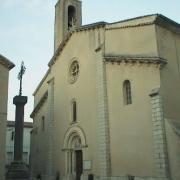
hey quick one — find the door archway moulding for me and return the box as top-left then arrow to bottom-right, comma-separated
62,125 -> 88,150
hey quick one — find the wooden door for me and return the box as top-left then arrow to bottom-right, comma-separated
75,150 -> 83,180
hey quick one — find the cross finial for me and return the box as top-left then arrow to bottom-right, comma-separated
17,61 -> 26,96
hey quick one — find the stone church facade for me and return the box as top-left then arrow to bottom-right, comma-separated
30,1 -> 180,180
0,55 -> 14,180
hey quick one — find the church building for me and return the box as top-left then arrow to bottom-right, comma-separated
30,1 -> 180,180
0,55 -> 14,180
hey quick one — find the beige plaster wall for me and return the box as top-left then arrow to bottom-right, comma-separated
165,119 -> 180,180
104,24 -> 162,176
31,65 -> 53,179
34,72 -> 50,107
31,69 -> 51,178
31,28 -> 105,178
0,64 -> 9,180
106,63 -> 160,177
105,25 -> 158,57
52,28 -> 105,176
30,101 -> 48,177
31,22 -> 180,179
156,25 -> 180,120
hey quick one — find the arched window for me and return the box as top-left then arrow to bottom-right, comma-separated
11,131 -> 14,141
72,100 -> 77,122
68,6 -> 76,29
41,116 -> 45,131
123,80 -> 132,105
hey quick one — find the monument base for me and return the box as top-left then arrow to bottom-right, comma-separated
6,161 -> 30,180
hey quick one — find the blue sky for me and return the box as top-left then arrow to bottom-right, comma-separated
0,0 -> 179,122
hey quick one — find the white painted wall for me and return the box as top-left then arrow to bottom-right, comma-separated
6,121 -> 33,167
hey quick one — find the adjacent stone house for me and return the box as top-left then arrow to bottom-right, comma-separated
0,55 -> 14,180
6,121 -> 33,170
30,1 -> 180,180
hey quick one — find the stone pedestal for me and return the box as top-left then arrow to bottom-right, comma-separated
6,162 -> 30,180
6,96 -> 30,180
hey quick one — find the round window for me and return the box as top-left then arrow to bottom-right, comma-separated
69,60 -> 79,83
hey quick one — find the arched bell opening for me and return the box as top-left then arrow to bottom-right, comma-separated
68,5 -> 76,29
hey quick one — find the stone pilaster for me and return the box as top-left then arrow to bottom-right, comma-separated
45,78 -> 55,180
96,55 -> 111,177
149,88 -> 170,179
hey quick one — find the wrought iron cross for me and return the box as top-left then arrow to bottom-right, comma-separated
17,61 -> 26,96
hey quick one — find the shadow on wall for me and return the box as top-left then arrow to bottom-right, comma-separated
35,172 -> 60,180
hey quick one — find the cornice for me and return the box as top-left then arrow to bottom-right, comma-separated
75,22 -> 106,32
30,91 -> 48,118
0,54 -> 15,70
106,22 -> 154,31
104,55 -> 167,68
155,15 -> 180,35
149,87 -> 160,97
106,14 -> 180,35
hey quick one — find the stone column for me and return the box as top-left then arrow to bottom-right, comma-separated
6,95 -> 30,180
149,88 -> 170,180
13,96 -> 27,162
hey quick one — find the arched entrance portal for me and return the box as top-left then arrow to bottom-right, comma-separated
63,126 -> 87,180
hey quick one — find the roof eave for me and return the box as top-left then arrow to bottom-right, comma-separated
0,54 -> 15,70
154,15 -> 180,34
48,22 -> 107,67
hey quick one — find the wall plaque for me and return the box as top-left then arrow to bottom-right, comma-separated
83,160 -> 91,170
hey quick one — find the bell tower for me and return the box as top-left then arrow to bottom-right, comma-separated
54,0 -> 82,51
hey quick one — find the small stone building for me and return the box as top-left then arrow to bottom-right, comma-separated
30,1 -> 180,180
0,55 -> 14,180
